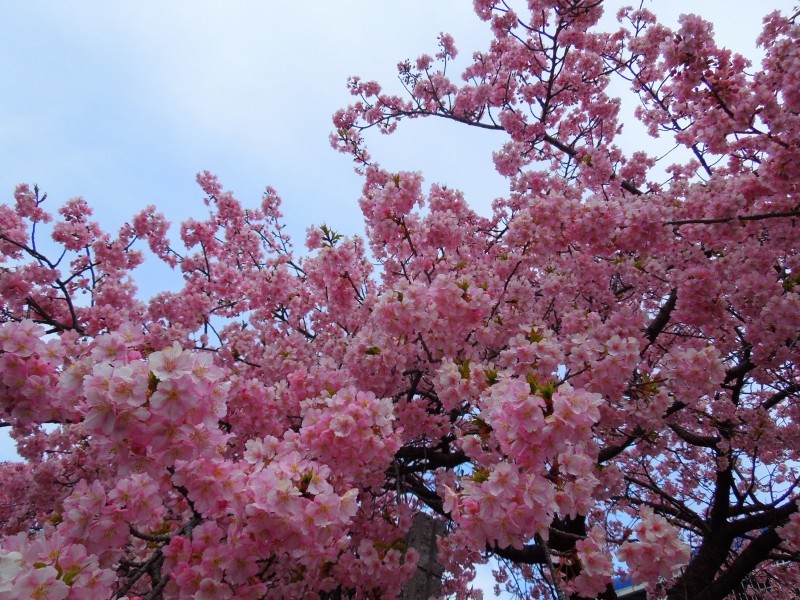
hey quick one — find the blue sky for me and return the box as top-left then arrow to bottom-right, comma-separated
0,2 -> 503,254
0,1 -> 788,596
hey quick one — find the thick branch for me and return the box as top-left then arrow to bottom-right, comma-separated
685,528 -> 786,600
643,287 -> 678,348
668,423 -> 720,448
666,210 -> 800,227
761,383 -> 800,411
395,446 -> 468,471
727,500 -> 798,537
598,432 -> 640,462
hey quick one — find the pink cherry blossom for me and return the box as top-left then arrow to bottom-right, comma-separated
6,566 -> 68,600
2,2 -> 800,598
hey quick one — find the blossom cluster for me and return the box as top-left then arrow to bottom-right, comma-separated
617,509 -> 691,586
2,1 -> 800,597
